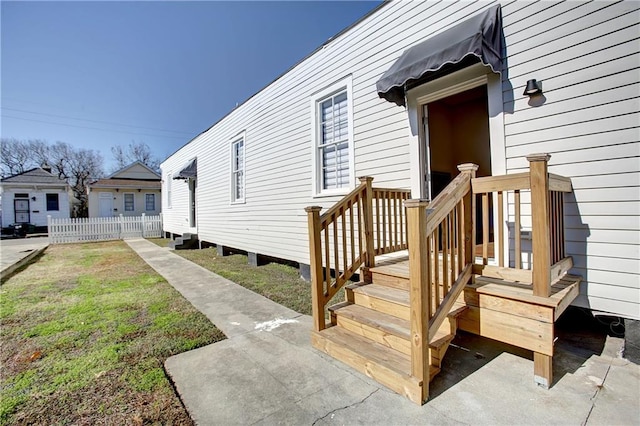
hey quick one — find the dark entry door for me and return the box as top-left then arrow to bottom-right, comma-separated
14,198 -> 30,223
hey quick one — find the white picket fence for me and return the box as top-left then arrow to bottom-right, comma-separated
48,214 -> 162,244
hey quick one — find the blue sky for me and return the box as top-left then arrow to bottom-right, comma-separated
1,0 -> 382,170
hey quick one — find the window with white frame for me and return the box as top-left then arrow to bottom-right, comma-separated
231,136 -> 245,203
313,77 -> 353,195
124,193 -> 134,211
145,193 -> 155,211
167,173 -> 172,208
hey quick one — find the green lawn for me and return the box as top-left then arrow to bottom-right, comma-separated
147,238 -> 345,317
0,241 -> 225,425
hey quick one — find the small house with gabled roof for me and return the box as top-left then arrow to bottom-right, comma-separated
87,161 -> 161,217
0,166 -> 71,228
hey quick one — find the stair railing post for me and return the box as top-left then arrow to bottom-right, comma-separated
405,198 -> 431,403
527,153 -> 553,389
527,154 -> 552,298
457,164 -> 479,271
305,206 -> 326,331
359,177 -> 375,277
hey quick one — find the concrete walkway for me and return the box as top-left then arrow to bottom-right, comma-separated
0,237 -> 49,280
126,239 -> 640,425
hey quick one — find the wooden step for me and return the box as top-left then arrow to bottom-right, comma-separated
330,303 -> 411,354
369,265 -> 410,291
347,282 -> 467,333
312,326 -> 436,405
329,303 -> 459,356
348,283 -> 410,320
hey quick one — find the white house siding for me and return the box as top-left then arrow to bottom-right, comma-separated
88,189 -> 161,217
1,188 -> 70,227
162,0 -> 639,319
115,163 -> 158,180
500,0 -> 640,319
161,160 -> 192,233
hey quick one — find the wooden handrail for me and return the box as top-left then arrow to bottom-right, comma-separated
425,172 -> 471,236
472,172 -> 531,193
405,163 -> 478,403
305,177 -> 410,331
549,174 -> 572,192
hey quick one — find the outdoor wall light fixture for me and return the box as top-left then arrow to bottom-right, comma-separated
523,79 -> 542,96
31,196 -> 36,201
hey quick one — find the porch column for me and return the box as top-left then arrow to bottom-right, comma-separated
527,153 -> 551,298
527,153 -> 553,389
456,163 -> 478,270
405,199 -> 431,403
305,206 -> 325,331
359,176 -> 375,277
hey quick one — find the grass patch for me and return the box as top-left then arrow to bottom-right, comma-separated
173,245 -> 345,316
0,241 -> 225,425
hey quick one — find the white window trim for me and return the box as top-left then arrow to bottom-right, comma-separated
311,75 -> 355,197
123,192 -> 135,212
167,173 -> 172,208
230,132 -> 246,204
145,193 -> 156,211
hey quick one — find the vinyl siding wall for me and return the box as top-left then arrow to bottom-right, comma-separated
87,189 -> 161,217
114,164 -> 159,180
161,0 -> 639,319
501,0 -> 639,319
1,188 -> 71,227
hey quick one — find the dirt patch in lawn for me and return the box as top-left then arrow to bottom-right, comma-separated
0,241 -> 225,425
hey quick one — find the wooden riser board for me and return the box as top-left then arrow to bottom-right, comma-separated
311,328 -> 426,404
456,273 -> 580,356
457,305 -> 554,355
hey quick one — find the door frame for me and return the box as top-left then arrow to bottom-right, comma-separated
188,178 -> 197,233
14,197 -> 30,223
98,192 -> 114,217
405,63 -> 507,264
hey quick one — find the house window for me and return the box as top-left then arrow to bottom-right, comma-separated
145,193 -> 155,211
231,136 -> 245,203
46,193 -> 59,211
313,77 -> 354,195
124,193 -> 134,212
167,173 -> 172,208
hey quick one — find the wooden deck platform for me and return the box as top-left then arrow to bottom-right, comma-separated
370,255 -> 581,359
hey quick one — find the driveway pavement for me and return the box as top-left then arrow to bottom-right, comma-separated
126,238 -> 640,425
0,236 -> 49,280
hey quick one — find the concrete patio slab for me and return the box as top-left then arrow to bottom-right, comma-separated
126,239 -> 640,425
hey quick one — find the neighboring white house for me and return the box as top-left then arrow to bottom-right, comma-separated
0,167 -> 71,228
161,1 -> 639,320
87,161 -> 161,218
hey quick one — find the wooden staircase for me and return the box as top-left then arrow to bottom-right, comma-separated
306,154 -> 578,405
311,264 -> 466,404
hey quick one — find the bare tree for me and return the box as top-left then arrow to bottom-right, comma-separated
111,141 -> 159,172
28,139 -> 51,168
49,141 -> 104,217
1,138 -> 35,176
0,138 -> 103,217
1,138 -> 55,177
